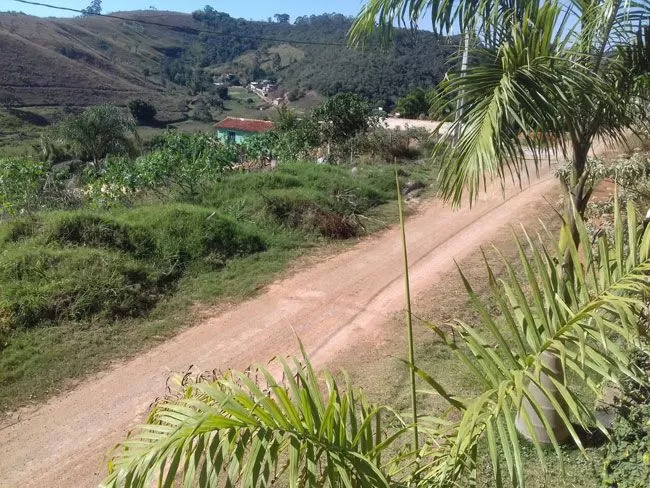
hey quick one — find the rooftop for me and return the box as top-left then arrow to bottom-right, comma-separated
214,117 -> 275,133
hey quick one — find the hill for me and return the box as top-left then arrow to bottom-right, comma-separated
0,9 -> 456,108
0,10 -> 200,119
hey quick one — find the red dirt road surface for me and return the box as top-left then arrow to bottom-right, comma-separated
0,166 -> 559,487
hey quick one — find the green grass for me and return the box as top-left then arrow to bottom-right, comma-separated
0,160 -> 435,411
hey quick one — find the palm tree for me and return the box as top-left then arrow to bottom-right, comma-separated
54,104 -> 139,169
411,197 -> 650,486
103,198 -> 650,487
350,0 -> 649,448
350,0 -> 650,239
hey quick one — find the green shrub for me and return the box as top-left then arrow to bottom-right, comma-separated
95,132 -> 238,201
128,99 -> 157,124
602,353 -> 650,487
0,205 -> 267,330
0,158 -> 46,216
602,402 -> 650,487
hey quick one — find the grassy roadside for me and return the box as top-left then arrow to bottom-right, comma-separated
333,195 -> 606,487
0,160 -> 435,412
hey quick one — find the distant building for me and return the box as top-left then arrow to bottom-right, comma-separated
214,117 -> 275,143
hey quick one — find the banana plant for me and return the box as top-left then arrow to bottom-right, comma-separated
101,347 -> 407,488
412,195 -> 650,486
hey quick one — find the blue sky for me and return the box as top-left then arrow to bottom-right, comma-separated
4,0 -> 370,20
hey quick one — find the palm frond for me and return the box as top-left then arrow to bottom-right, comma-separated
348,0 -> 533,45
433,2 -> 603,206
102,350 -> 406,488
414,196 -> 650,487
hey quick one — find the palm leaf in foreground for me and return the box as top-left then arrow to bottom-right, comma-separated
101,350 -> 405,488
415,197 -> 650,487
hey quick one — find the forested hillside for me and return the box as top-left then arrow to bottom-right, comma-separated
0,8 -> 457,113
185,8 -> 457,106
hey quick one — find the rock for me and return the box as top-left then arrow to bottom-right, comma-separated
401,180 -> 426,196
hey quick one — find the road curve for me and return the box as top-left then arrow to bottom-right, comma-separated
0,166 -> 558,488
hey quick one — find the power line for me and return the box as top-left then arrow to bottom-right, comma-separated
8,0 -> 348,47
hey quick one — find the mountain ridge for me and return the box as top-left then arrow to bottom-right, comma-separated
0,9 -> 455,120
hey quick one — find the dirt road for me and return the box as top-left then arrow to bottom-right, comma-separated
0,166 -> 559,488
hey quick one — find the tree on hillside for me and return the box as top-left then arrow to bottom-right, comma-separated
81,0 -> 101,16
215,85 -> 229,100
55,104 -> 138,168
127,99 -> 157,125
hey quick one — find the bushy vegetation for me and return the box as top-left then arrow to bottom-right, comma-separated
0,157 -> 45,216
96,132 -> 238,201
602,353 -> 650,487
40,105 -> 139,165
127,99 -> 157,125
0,139 -> 433,408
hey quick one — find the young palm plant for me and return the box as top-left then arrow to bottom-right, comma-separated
412,196 -> 650,486
101,349 -> 407,488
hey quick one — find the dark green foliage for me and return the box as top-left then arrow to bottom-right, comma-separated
127,99 -> 157,125
189,99 -> 212,122
313,93 -> 373,145
215,86 -> 229,100
396,87 -> 432,119
52,104 -> 138,166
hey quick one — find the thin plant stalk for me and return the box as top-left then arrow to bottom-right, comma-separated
395,164 -> 419,453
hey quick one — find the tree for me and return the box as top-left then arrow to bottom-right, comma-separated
274,13 -> 290,24
215,85 -> 229,100
55,104 -> 138,168
127,99 -> 156,125
102,203 -> 650,487
81,0 -> 101,16
189,99 -> 212,122
312,93 -> 373,148
351,0 -> 650,234
395,87 -> 431,118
